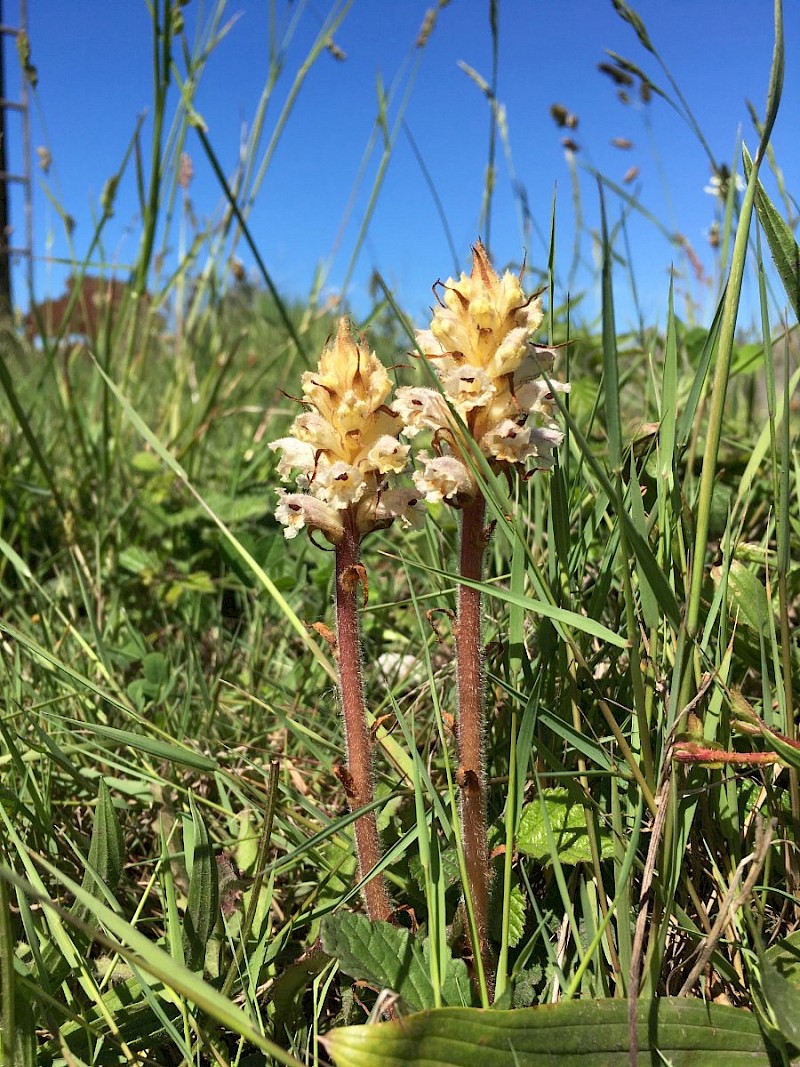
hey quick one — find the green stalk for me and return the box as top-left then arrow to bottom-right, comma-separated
455,494 -> 494,994
334,515 -> 392,922
683,0 -> 783,701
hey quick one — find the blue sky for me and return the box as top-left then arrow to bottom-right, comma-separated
4,0 -> 798,331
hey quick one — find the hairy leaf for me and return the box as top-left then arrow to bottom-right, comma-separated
518,789 -> 614,866
182,794 -> 219,972
321,913 -> 473,1011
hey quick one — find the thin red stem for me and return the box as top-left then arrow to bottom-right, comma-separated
456,494 -> 494,991
334,515 -> 392,922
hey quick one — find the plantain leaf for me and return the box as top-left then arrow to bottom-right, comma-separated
744,146 -> 800,324
517,789 -> 614,866
182,794 -> 219,972
321,913 -> 473,1011
323,998 -> 777,1067
75,778 -> 124,923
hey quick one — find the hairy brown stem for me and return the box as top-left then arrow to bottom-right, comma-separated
456,494 -> 494,993
334,515 -> 392,922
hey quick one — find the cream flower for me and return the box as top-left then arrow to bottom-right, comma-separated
271,317 -> 416,542
412,453 -> 475,505
392,386 -> 451,438
439,364 -> 496,413
423,240 -> 543,380
360,488 -> 426,533
364,435 -> 410,475
275,490 -> 344,543
269,437 -> 316,483
313,460 -> 367,509
398,241 -> 565,507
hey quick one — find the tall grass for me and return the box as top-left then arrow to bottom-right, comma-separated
1,0 -> 799,1064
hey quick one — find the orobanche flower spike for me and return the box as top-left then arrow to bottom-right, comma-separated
394,237 -> 567,503
396,241 -> 567,998
270,317 -> 420,923
271,316 -> 422,544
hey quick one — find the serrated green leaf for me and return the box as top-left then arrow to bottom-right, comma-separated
490,882 -> 526,949
321,914 -> 473,1011
517,789 -> 614,866
182,795 -> 219,972
323,998 -> 776,1067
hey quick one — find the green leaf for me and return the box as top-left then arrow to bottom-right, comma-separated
517,789 -> 614,866
323,998 -> 776,1067
759,727 -> 800,773
321,914 -> 473,1012
52,975 -> 183,1059
490,882 -> 526,949
182,794 -> 219,972
766,931 -> 800,987
73,720 -> 218,771
761,958 -> 800,1046
714,560 -> 772,635
744,146 -> 800,323
79,778 -> 124,909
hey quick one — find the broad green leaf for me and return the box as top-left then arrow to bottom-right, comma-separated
183,794 -> 219,972
766,931 -> 800,987
323,998 -> 776,1067
760,958 -> 800,1046
744,146 -> 800,323
517,789 -> 614,866
321,914 -> 472,1011
713,560 -> 772,635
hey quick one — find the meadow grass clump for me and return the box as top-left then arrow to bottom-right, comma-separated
0,1 -> 799,1064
